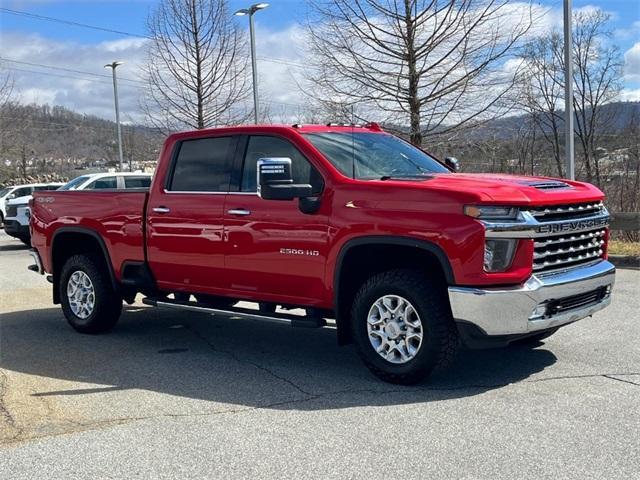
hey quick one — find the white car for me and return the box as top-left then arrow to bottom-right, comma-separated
59,172 -> 152,191
0,183 -> 64,226
2,183 -> 64,244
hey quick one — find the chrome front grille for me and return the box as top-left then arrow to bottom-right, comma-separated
529,201 -> 604,222
533,228 -> 606,273
481,200 -> 609,274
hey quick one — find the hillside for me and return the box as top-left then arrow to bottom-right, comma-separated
0,103 -> 164,184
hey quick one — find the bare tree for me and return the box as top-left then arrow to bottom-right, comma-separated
571,9 -> 622,185
143,0 -> 250,131
518,8 -> 623,184
306,0 -> 534,146
519,34 -> 565,177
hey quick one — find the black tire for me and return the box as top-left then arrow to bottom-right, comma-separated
512,327 -> 559,346
351,269 -> 458,385
59,254 -> 122,334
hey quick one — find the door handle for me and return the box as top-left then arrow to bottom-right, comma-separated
227,208 -> 251,216
153,206 -> 171,214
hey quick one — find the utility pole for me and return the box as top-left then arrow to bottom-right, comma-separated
105,61 -> 124,171
563,0 -> 575,180
234,3 -> 269,124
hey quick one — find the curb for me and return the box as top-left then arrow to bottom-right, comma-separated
609,255 -> 640,270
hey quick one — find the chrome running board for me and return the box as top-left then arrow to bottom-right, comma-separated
142,297 -> 326,328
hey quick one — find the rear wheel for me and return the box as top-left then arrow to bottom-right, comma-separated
351,269 -> 458,384
60,254 -> 122,334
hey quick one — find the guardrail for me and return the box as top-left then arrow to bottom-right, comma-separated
610,212 -> 640,232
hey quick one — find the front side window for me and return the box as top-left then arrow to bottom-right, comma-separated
303,132 -> 449,180
241,136 -> 323,194
169,136 -> 235,192
86,177 -> 117,189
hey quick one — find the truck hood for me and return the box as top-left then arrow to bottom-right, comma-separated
416,173 -> 605,205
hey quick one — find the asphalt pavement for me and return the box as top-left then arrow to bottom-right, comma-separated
1,230 -> 639,479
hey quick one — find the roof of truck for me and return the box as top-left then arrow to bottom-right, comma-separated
168,123 -> 386,142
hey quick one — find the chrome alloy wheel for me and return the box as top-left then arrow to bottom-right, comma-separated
67,271 -> 96,319
367,295 -> 423,364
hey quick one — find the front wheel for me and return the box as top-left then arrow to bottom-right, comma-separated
60,254 -> 122,334
351,269 -> 458,384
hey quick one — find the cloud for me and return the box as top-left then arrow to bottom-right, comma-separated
0,31 -> 149,121
624,42 -> 640,83
0,4 -> 635,125
620,88 -> 640,102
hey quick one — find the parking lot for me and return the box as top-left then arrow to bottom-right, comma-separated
0,230 -> 638,479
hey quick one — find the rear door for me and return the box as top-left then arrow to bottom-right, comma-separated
223,135 -> 329,304
146,135 -> 238,295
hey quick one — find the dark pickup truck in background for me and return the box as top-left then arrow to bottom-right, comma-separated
29,124 -> 615,384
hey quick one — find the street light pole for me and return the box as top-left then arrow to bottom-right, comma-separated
563,0 -> 575,180
105,61 -> 124,172
234,3 -> 269,125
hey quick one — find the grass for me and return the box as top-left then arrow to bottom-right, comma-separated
608,240 -> 640,257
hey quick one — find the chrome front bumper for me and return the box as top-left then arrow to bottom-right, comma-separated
448,260 -> 615,336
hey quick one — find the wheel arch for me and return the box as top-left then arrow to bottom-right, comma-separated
51,227 -> 118,304
333,236 -> 454,345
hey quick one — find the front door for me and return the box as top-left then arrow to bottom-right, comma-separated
146,135 -> 238,295
224,135 -> 329,305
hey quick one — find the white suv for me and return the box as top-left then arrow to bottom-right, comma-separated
0,183 -> 63,226
3,183 -> 64,244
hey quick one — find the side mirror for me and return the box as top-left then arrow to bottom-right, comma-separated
444,157 -> 460,172
6,193 -> 15,200
257,158 -> 313,201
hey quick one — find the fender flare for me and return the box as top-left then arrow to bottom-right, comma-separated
51,226 -> 119,302
332,235 -> 455,344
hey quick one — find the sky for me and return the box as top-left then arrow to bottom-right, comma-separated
0,0 -> 639,123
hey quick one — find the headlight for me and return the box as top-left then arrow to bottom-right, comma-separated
484,239 -> 517,272
465,205 -> 518,220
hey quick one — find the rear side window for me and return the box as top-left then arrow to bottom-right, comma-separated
86,177 -> 117,189
124,177 -> 151,189
169,136 -> 235,192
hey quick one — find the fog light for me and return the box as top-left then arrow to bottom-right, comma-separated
530,303 -> 549,320
484,239 -> 517,272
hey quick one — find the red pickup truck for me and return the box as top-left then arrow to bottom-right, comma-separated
29,124 -> 615,384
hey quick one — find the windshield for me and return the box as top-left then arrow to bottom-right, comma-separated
59,175 -> 90,191
0,187 -> 11,198
303,132 -> 449,180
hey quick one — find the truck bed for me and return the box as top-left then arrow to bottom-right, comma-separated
31,190 -> 148,280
